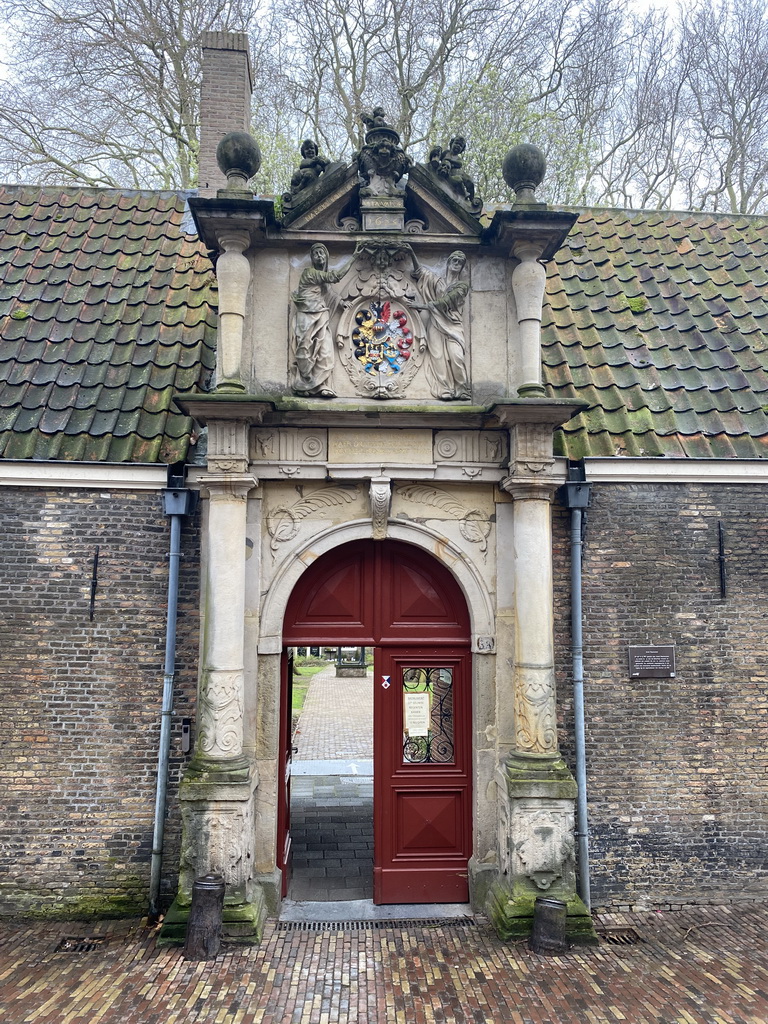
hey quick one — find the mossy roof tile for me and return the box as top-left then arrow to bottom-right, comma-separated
544,206 -> 768,457
0,185 -> 214,463
2,191 -> 768,464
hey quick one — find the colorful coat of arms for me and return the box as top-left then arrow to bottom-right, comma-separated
353,301 -> 413,375
338,298 -> 425,399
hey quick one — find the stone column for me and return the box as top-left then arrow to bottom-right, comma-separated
196,472 -> 254,772
506,477 -> 559,759
216,230 -> 251,392
161,420 -> 266,946
511,240 -> 547,398
487,421 -> 596,945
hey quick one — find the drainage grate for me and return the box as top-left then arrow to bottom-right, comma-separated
54,936 -> 109,953
277,917 -> 474,932
597,927 -> 642,946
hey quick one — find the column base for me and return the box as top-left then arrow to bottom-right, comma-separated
158,889 -> 267,947
489,751 -> 598,944
486,880 -> 597,944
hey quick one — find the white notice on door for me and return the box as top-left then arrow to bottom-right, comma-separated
404,692 -> 431,737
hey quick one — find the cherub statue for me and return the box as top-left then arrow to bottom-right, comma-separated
283,139 -> 329,201
423,136 -> 481,211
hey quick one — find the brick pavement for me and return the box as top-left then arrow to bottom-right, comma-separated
1,904 -> 767,1023
293,666 -> 373,761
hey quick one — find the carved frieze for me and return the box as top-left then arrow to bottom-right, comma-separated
251,429 -> 327,464
434,431 -> 508,464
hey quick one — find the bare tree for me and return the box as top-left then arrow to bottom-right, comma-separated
0,0 -> 269,187
678,0 -> 768,214
2,0 -> 768,215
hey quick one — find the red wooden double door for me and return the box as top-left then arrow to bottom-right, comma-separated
281,540 -> 472,904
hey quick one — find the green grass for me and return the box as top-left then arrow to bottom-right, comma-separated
291,663 -> 327,713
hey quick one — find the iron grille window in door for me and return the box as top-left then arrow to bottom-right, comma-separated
402,667 -> 454,764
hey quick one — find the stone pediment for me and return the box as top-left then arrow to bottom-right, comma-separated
281,161 -> 483,238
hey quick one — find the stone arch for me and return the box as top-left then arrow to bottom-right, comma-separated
257,519 -> 495,654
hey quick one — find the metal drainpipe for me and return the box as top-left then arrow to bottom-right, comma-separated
557,461 -> 592,911
148,468 -> 197,922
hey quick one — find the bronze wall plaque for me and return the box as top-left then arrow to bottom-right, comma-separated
628,645 -> 676,678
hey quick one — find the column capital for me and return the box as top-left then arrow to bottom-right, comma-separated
500,475 -> 558,502
202,472 -> 258,501
216,228 -> 251,254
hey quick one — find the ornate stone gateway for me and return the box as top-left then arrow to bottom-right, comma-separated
160,102 -> 596,946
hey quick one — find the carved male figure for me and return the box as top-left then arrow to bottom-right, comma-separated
290,243 -> 358,398
410,249 -> 470,400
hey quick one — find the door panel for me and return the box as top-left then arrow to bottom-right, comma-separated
374,647 -> 471,904
283,540 -> 469,645
283,543 -> 375,644
277,650 -> 293,897
377,544 -> 470,644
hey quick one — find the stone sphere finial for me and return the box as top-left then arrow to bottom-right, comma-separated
216,131 -> 261,191
502,143 -> 546,205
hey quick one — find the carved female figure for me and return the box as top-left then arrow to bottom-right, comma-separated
410,249 -> 470,401
290,243 -> 357,398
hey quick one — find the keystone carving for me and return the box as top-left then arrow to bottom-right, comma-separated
369,476 -> 391,540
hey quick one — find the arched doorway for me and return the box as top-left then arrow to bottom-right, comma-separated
280,539 -> 472,904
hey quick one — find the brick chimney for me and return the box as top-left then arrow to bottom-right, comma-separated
198,31 -> 253,196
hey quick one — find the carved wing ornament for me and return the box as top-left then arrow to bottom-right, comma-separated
266,486 -> 358,552
397,484 -> 491,554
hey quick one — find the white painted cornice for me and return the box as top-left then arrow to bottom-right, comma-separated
0,461 -> 168,490
557,457 -> 768,484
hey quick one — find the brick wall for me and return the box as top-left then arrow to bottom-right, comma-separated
198,31 -> 253,195
554,482 -> 768,909
0,487 -> 200,918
